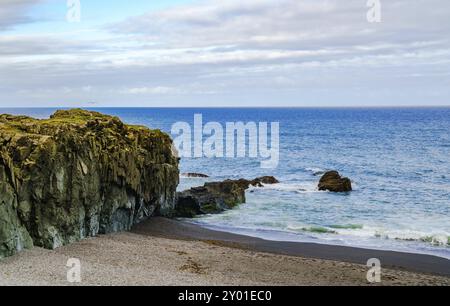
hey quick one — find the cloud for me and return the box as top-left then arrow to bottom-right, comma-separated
1,0 -> 450,106
112,0 -> 450,50
0,34 -> 98,56
121,86 -> 177,95
0,0 -> 42,31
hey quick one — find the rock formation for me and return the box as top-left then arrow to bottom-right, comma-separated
248,176 -> 280,186
174,177 -> 279,217
318,171 -> 352,192
0,109 -> 179,258
181,173 -> 210,178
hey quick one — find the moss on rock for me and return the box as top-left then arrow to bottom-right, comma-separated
0,109 -> 179,258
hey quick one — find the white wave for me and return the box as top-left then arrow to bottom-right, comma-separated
180,174 -> 209,179
191,215 -> 450,258
253,182 -> 323,194
305,167 -> 326,176
275,222 -> 449,247
323,225 -> 449,247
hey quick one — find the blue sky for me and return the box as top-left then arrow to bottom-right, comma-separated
13,0 -> 193,33
0,0 -> 449,107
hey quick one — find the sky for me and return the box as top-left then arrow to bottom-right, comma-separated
0,0 -> 449,107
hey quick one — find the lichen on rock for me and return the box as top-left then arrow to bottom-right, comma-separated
0,109 -> 179,258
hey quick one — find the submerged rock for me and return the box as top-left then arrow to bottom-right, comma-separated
0,109 -> 179,258
250,176 -> 280,186
318,171 -> 352,192
181,173 -> 210,178
174,177 -> 279,217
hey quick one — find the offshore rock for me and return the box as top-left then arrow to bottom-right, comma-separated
0,109 -> 179,258
318,171 -> 352,192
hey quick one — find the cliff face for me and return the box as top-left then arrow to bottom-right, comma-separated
0,109 -> 179,258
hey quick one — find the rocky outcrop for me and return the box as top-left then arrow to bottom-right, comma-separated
182,173 -> 210,178
318,171 -> 352,192
0,109 -> 179,258
174,177 -> 279,217
249,176 -> 279,186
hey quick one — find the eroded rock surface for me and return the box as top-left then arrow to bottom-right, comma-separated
0,109 -> 179,258
174,177 -> 279,217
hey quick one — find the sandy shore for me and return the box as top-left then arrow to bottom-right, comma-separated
134,218 -> 450,277
0,218 -> 448,286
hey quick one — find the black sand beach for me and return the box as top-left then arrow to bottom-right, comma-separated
133,218 -> 450,277
1,217 -> 449,286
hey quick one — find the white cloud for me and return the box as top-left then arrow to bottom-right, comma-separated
1,0 -> 450,106
113,0 -> 450,50
0,0 -> 42,31
122,86 -> 176,95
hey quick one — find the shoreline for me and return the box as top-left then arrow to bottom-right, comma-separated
133,218 -> 450,277
0,217 -> 448,286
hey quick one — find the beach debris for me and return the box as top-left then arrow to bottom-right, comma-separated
179,258 -> 208,275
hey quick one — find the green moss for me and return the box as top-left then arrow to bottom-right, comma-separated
51,108 -> 105,118
0,109 -> 180,258
0,109 -> 167,139
200,203 -> 221,214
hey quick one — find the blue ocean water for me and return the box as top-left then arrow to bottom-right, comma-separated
2,107 -> 450,259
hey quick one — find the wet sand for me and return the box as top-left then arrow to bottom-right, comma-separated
133,218 -> 450,277
0,218 -> 448,286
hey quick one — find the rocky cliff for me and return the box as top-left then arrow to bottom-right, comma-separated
0,109 -> 179,258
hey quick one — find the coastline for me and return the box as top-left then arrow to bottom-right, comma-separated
1,217 -> 448,286
133,218 -> 450,277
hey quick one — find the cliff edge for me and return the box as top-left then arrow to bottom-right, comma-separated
0,109 -> 179,258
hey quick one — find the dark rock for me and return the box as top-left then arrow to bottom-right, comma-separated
318,171 -> 352,192
182,173 -> 210,178
174,176 -> 279,217
252,176 -> 280,185
0,109 -> 179,258
175,182 -> 246,217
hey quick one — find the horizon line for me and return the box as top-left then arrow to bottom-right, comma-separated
1,105 -> 450,109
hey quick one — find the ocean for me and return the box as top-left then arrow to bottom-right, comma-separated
2,107 -> 449,259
